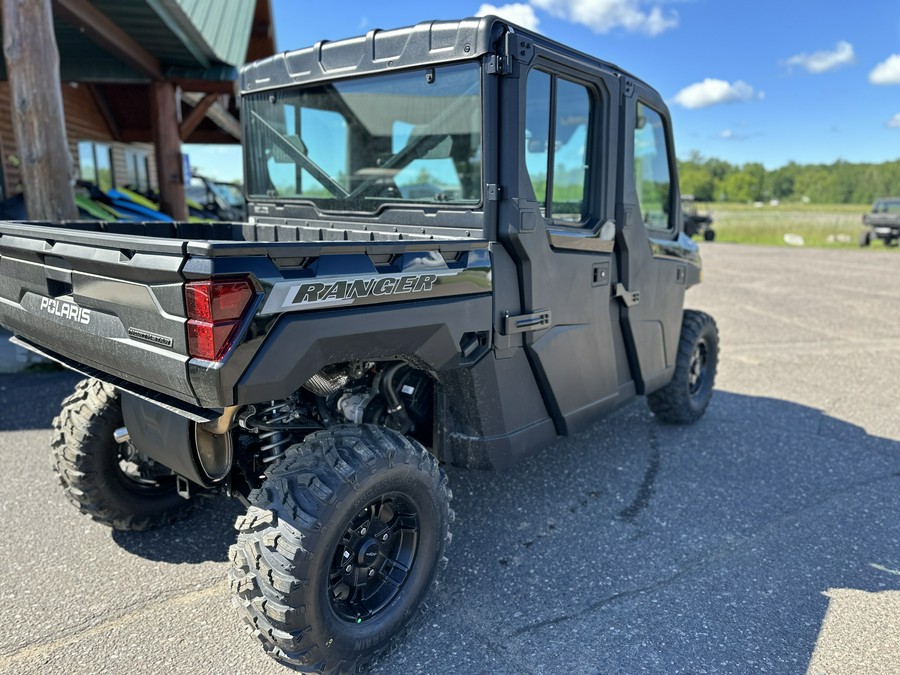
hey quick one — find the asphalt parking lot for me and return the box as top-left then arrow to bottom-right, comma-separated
0,243 -> 898,674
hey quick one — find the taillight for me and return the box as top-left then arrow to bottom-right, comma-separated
185,278 -> 255,361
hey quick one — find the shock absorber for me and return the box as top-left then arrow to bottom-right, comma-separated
256,401 -> 294,464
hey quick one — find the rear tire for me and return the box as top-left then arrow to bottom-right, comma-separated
859,231 -> 872,247
229,424 -> 452,673
703,228 -> 716,241
648,310 -> 718,424
51,378 -> 192,531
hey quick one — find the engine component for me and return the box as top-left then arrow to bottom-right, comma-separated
337,391 -> 376,425
303,367 -> 351,397
381,363 -> 411,432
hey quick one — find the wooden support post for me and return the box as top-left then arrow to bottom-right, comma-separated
2,0 -> 78,220
150,81 -> 188,220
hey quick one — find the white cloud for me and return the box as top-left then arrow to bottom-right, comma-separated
869,54 -> 900,84
476,3 -> 540,31
672,79 -> 757,109
784,41 -> 855,73
718,128 -> 754,141
530,0 -> 677,36
888,114 -> 900,129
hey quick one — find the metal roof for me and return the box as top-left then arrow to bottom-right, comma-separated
0,0 -> 263,82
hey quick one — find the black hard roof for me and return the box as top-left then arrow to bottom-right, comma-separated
240,15 -> 649,95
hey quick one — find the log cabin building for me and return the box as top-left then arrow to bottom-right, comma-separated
0,0 -> 274,217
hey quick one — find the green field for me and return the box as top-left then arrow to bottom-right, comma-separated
699,202 -> 887,249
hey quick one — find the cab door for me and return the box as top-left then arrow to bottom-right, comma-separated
497,50 -> 634,436
614,82 -> 691,394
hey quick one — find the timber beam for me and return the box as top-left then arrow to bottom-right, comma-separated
53,0 -> 163,80
180,93 -> 218,140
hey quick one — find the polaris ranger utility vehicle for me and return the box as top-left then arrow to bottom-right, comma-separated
0,16 -> 718,674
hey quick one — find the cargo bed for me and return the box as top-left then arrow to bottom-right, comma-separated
0,220 -> 490,415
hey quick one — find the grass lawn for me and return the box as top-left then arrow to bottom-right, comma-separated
697,202 -> 892,249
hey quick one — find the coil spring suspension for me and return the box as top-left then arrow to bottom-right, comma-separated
258,401 -> 294,464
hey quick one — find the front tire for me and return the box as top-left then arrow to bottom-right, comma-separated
51,378 -> 192,530
229,425 -> 452,673
648,310 -> 719,424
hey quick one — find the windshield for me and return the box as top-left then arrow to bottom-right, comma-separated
875,199 -> 900,213
212,182 -> 245,207
244,62 -> 482,212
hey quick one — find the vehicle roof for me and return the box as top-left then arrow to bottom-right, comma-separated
240,15 -> 651,96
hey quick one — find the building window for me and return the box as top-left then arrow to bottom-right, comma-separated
78,141 -> 114,192
524,69 -> 592,223
124,149 -> 150,192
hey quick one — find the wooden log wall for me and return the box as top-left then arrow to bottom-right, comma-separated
0,81 -> 158,202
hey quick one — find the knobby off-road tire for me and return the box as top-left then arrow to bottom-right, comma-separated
229,424 -> 452,674
51,378 -> 192,531
647,310 -> 719,424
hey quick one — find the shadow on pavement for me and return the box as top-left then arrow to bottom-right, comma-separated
0,370 -> 81,431
110,497 -> 244,564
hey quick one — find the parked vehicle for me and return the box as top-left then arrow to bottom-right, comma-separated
860,197 -> 900,246
186,173 -> 247,221
681,194 -> 716,240
0,16 -> 718,674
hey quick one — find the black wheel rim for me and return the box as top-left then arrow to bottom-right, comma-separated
328,493 -> 420,623
688,340 -> 709,398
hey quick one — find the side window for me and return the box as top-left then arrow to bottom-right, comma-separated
124,149 -> 150,192
78,141 -> 114,193
524,70 -> 551,209
633,103 -> 672,229
524,69 -> 591,224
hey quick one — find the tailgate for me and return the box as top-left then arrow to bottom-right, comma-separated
0,223 -> 196,404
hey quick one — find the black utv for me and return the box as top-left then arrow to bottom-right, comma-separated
0,15 -> 718,674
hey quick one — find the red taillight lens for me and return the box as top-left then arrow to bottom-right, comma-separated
187,319 -> 239,361
184,278 -> 254,361
185,280 -> 254,322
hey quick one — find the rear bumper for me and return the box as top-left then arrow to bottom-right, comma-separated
12,336 -> 218,422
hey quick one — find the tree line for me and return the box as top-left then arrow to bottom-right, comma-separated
677,153 -> 900,204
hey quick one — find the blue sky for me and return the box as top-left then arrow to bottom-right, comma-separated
185,0 -> 900,180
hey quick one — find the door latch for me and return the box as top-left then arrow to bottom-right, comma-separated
614,284 -> 640,307
503,309 -> 551,334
